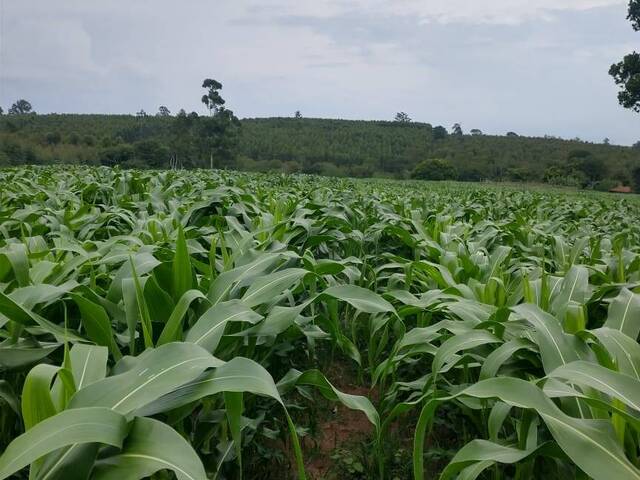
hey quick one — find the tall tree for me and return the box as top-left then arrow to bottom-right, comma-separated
629,0 -> 640,30
201,79 -> 225,115
200,78 -> 240,169
433,125 -> 448,140
157,106 -> 171,117
451,123 -> 463,135
294,110 -> 302,119
170,110 -> 199,168
8,99 -> 33,115
394,112 -> 411,123
609,1 -> 640,112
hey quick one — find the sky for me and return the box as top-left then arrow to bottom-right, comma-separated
0,0 -> 639,145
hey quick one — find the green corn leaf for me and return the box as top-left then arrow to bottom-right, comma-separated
233,303 -> 306,338
479,338 -> 536,380
0,291 -> 82,342
0,407 -> 127,480
186,300 -> 262,352
550,265 -> 589,319
70,294 -> 121,360
135,356 -> 307,480
512,303 -> 581,373
241,268 -> 309,307
106,252 -> 160,303
0,340 -> 61,369
207,252 -> 283,304
91,417 -> 207,480
591,328 -> 640,380
21,363 -> 59,430
0,380 -> 19,414
69,342 -> 222,415
319,284 -> 395,313
548,360 -> 640,412
1,243 -> 30,287
172,226 -> 194,301
440,440 -> 560,480
157,289 -> 206,345
604,288 -> 640,340
224,391 -> 244,477
432,330 -> 501,374
414,377 -> 640,480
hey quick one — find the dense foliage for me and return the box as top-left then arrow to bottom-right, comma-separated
610,0 -> 640,112
1,166 -> 640,479
1,114 -> 639,189
411,158 -> 457,181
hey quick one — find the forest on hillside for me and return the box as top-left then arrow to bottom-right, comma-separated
1,109 -> 640,191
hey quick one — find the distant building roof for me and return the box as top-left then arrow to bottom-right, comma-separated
609,185 -> 633,193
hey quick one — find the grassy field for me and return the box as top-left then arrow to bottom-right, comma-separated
1,166 -> 640,480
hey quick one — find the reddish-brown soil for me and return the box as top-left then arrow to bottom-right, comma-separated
303,363 -> 376,479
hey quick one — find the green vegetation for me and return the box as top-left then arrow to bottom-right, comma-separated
1,73 -> 638,189
1,112 -> 639,189
610,0 -> 640,112
411,158 -> 457,181
1,166 -> 640,479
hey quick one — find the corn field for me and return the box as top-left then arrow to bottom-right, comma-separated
1,166 -> 640,479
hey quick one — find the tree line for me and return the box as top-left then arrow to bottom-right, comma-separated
3,104 -> 639,190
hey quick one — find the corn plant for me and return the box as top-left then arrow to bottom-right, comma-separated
1,166 -> 639,479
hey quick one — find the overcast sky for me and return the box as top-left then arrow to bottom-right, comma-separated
1,0 -> 639,144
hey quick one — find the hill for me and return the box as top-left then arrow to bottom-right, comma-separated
1,113 -> 639,188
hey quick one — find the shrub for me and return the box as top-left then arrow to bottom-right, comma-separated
45,131 -> 62,146
411,158 -> 457,181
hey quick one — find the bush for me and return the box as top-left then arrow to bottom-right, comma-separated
505,166 -> 534,182
132,140 -> 169,168
544,164 -> 588,187
411,158 -> 457,181
45,131 -> 62,146
573,155 -> 607,184
282,161 -> 301,174
99,144 -> 134,167
458,166 -> 485,182
316,162 -> 345,177
350,164 -> 374,178
632,166 -> 640,192
593,179 -> 620,192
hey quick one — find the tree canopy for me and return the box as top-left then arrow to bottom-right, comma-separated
8,99 -> 33,115
610,1 -> 640,112
394,112 -> 411,123
411,158 -> 457,181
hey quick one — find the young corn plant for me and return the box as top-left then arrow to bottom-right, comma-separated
1,166 -> 640,479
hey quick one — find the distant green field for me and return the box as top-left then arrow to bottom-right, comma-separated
1,166 -> 640,479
